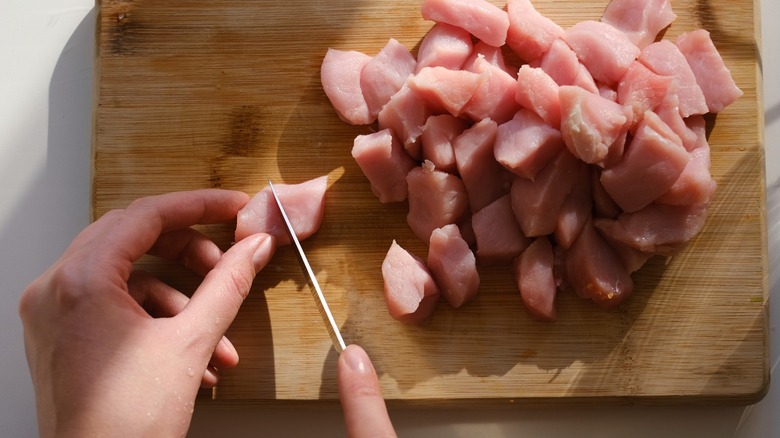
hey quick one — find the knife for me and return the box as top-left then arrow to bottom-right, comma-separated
267,180 -> 347,354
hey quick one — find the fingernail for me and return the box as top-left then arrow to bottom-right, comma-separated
343,345 -> 372,374
202,366 -> 219,388
252,234 -> 275,273
219,336 -> 237,358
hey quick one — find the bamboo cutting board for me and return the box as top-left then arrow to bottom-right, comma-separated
93,0 -> 768,404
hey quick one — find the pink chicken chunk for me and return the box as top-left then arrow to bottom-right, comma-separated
406,161 -> 470,244
453,118 -> 511,212
463,56 -> 520,124
427,224 -> 480,308
594,203 -> 709,256
235,176 -> 328,246
377,82 -> 430,159
494,109 -> 564,180
563,20 -> 641,86
416,23 -> 474,72
352,129 -> 417,203
514,236 -> 557,321
420,114 -> 467,174
554,162 -> 592,249
559,85 -> 633,165
617,61 -> 677,128
382,240 -> 440,325
537,38 -> 599,94
320,49 -> 373,125
464,41 -> 516,76
565,220 -> 633,309
600,111 -> 690,213
510,149 -> 581,237
515,65 -> 562,129
675,29 -> 743,113
360,38 -> 417,120
506,0 -> 564,63
600,0 -> 677,49
421,0 -> 510,47
638,40 -> 709,117
408,66 -> 486,117
472,194 -> 531,265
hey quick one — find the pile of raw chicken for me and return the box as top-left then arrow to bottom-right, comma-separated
248,0 -> 742,324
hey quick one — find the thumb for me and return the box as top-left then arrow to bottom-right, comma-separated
337,345 -> 396,438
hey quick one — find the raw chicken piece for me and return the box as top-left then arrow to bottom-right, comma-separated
382,240 -> 440,325
655,92 -> 700,151
464,41 -> 516,77
515,65 -> 561,129
510,149 -> 580,237
378,82 -> 430,159
565,220 -> 633,309
656,145 -> 716,206
656,120 -> 716,206
554,162 -> 592,249
235,176 -> 328,245
537,38 -> 599,94
352,129 -> 417,203
463,56 -> 520,124
597,83 -> 619,102
452,118 -> 510,212
420,114 -> 468,174
559,85 -> 633,165
593,203 -> 709,256
513,236 -> 557,321
676,29 -> 743,113
592,167 -> 622,219
416,23 -> 473,73
427,224 -> 480,308
638,40 -> 708,117
472,194 -> 531,265
563,20 -> 641,86
494,109 -> 564,180
406,161 -> 470,244
456,212 -> 477,248
361,38 -> 417,119
506,0 -> 564,62
617,61 -> 676,127
600,111 -> 690,212
601,0 -> 677,49
320,49 -> 373,125
599,231 -> 653,273
408,67 -> 486,117
421,0 -> 510,47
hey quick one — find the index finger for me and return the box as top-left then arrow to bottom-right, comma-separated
71,190 -> 249,280
338,345 -> 397,438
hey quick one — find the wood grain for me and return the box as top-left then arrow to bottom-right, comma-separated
93,0 -> 768,404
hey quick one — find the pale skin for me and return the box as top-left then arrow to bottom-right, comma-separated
19,189 -> 396,438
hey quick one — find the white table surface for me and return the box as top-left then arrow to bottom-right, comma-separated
1,1 -> 776,436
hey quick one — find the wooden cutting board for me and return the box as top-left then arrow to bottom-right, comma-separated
93,0 -> 768,404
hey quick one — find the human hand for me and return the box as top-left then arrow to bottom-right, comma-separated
338,345 -> 397,438
19,190 -> 276,437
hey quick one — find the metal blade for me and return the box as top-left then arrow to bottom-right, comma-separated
267,180 -> 346,354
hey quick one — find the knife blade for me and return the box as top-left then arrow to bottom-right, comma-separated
267,180 -> 347,354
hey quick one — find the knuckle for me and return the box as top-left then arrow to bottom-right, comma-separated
99,208 -> 126,221
18,279 -> 44,321
346,379 -> 384,400
222,265 -> 254,305
19,258 -> 92,321
47,261 -> 91,309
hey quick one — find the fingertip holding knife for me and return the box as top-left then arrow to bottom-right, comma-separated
268,180 -> 347,354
